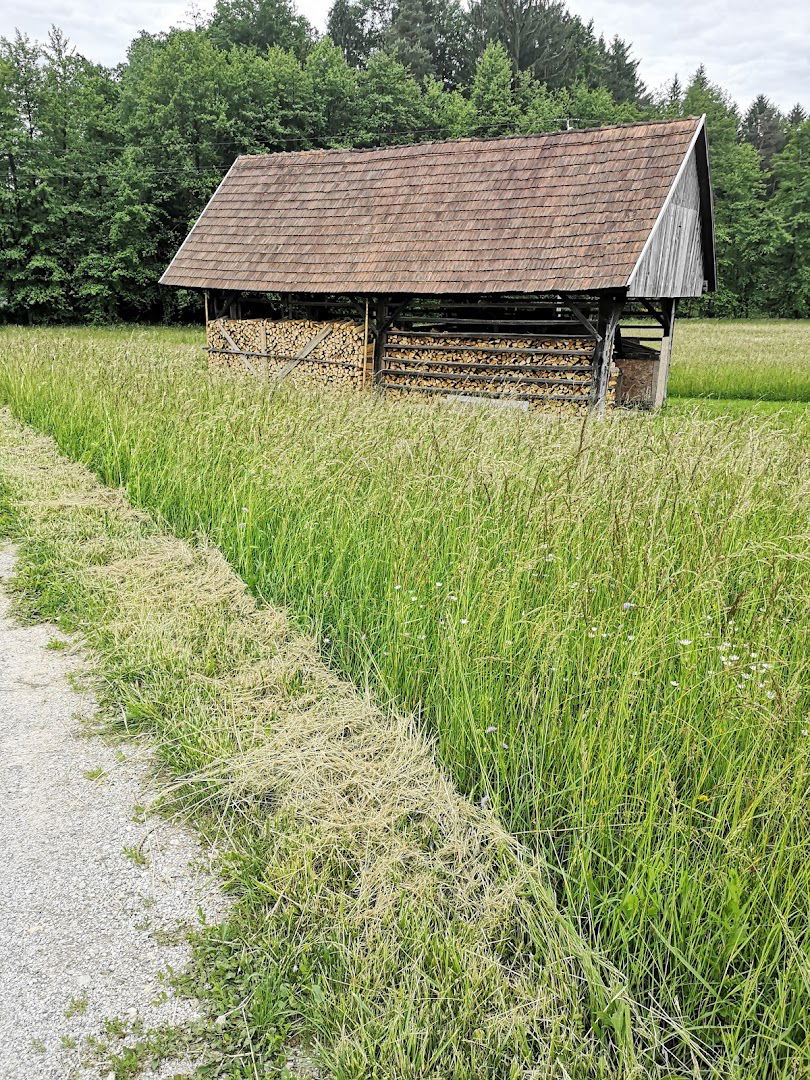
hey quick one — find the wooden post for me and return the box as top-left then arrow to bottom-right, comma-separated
363,298 -> 370,389
372,296 -> 389,389
651,298 -> 677,408
203,289 -> 209,327
590,294 -> 625,416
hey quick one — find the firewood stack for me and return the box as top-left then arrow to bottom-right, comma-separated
205,318 -> 619,411
381,330 -> 601,412
206,318 -> 371,389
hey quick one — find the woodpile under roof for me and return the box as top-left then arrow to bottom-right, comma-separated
160,117 -> 715,299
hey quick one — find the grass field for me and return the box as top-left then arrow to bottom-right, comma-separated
669,320 -> 810,401
0,320 -> 808,1077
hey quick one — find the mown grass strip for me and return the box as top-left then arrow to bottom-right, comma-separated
0,409 -> 671,1078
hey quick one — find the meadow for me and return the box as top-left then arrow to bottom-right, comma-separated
0,320 -> 807,1077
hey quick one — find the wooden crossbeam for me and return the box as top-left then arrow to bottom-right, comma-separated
215,319 -> 257,375
275,324 -> 335,379
558,293 -> 601,340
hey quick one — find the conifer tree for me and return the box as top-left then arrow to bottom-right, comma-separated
470,41 -> 520,137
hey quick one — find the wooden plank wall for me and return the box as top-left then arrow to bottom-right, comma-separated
628,151 -> 704,298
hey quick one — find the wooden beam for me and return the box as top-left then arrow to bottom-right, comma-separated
389,330 -> 594,343
396,317 -> 587,329
387,383 -> 590,404
381,369 -> 591,390
382,355 -> 594,375
651,298 -> 677,408
639,299 -> 666,328
385,342 -> 594,359
215,319 -> 258,375
205,347 -> 357,369
371,296 -> 390,387
590,295 -> 625,415
558,293 -> 601,340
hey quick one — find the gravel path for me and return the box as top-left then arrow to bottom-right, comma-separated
0,545 -> 226,1078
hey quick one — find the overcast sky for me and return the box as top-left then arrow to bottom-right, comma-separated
2,0 -> 808,112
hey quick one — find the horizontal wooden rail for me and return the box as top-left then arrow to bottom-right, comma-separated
381,369 -> 591,390
388,330 -> 594,344
384,383 -> 591,404
397,317 -> 593,330
204,347 -> 361,369
382,354 -> 593,375
384,342 -> 595,358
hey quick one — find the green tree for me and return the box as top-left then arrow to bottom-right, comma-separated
470,41 -> 520,136
0,29 -> 120,321
422,76 -> 475,138
305,38 -> 359,146
601,35 -> 644,104
354,50 -> 424,145
208,0 -> 314,58
326,0 -> 390,67
740,94 -> 787,169
383,0 -> 471,85
710,140 -> 787,315
675,70 -> 787,315
770,121 -> 810,315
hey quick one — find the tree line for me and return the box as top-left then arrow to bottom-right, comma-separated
1,0 -> 807,323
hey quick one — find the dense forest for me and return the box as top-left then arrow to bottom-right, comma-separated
1,0 -> 807,323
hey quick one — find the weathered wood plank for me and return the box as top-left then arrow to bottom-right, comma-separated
629,151 -> 704,298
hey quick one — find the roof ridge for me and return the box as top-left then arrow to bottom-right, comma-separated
238,117 -> 702,163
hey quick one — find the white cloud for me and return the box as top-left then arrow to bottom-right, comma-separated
565,0 -> 810,111
2,0 -> 808,111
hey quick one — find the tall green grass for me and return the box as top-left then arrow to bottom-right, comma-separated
669,319 -> 810,400
0,327 -> 808,1077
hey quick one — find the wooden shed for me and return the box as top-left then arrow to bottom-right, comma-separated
160,115 -> 715,412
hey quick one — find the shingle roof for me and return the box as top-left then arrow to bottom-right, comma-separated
160,117 -> 708,296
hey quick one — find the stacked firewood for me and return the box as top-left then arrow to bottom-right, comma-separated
207,318 -> 371,389
381,331 -> 598,412
205,319 -> 620,412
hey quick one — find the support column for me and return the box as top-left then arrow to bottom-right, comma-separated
651,298 -> 677,409
371,295 -> 389,389
590,293 -> 625,417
